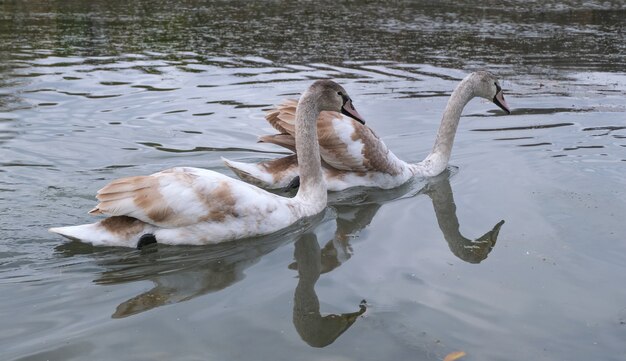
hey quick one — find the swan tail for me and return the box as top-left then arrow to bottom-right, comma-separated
49,216 -> 150,248
258,134 -> 296,152
265,99 -> 297,134
221,156 -> 299,189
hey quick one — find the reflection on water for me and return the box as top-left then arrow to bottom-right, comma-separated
311,170 -> 503,272
55,212 -> 328,318
423,173 -> 504,264
52,169 -> 503,352
291,233 -> 366,348
1,1 -> 625,360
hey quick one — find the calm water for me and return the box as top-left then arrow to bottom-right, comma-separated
1,1 -> 626,360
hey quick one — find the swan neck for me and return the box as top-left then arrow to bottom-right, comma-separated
294,92 -> 326,205
427,79 -> 475,168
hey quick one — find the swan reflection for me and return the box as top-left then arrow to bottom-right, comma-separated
288,169 -> 502,347
54,169 -> 503,325
54,213 -> 327,318
292,169 -> 504,274
422,172 -> 504,263
291,233 -> 366,348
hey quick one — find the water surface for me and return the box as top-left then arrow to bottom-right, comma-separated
1,1 -> 626,360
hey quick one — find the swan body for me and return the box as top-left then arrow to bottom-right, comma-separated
223,71 -> 511,191
50,80 -> 365,247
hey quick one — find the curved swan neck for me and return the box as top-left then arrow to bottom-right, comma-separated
294,91 -> 326,204
416,77 -> 475,176
432,78 -> 474,160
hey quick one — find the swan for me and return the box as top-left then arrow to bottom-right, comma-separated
49,80 -> 365,248
222,71 -> 511,191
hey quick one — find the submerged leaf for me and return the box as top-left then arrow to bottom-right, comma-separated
443,351 -> 466,361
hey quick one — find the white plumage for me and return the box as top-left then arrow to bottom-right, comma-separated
50,80 -> 365,247
224,71 -> 511,191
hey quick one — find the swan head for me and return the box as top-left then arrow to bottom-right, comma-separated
470,71 -> 511,114
307,80 -> 366,124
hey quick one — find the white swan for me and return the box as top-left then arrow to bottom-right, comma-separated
49,80 -> 365,248
223,71 -> 511,191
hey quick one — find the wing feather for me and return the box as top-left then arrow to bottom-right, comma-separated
258,134 -> 296,152
262,99 -> 403,175
89,168 -> 250,228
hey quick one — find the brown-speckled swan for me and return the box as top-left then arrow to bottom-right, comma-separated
49,80 -> 365,247
223,71 -> 510,191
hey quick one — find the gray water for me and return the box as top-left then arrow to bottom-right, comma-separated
1,1 -> 626,360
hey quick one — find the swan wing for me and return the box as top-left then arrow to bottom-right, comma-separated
89,167 -> 290,228
259,133 -> 296,152
265,99 -> 298,134
264,99 -> 403,175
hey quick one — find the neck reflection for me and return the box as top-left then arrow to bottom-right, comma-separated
423,171 -> 504,264
54,169 -> 503,322
311,169 -> 504,273
291,233 -> 366,348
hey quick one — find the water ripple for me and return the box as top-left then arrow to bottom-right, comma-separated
472,122 -> 575,132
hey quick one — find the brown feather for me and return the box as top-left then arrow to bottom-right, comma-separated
92,174 -> 174,223
197,181 -> 239,222
262,98 -> 401,175
258,134 -> 296,152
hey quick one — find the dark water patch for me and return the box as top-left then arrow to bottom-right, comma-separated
56,90 -> 91,97
230,78 -> 312,86
11,72 -> 61,78
163,109 -> 187,114
233,70 -> 298,78
396,91 -> 449,99
181,130 -> 202,134
131,66 -> 164,75
466,107 -> 592,118
137,142 -> 288,155
518,142 -> 553,147
85,94 -> 122,99
192,112 -> 214,116
99,81 -> 131,86
206,100 -> 244,106
177,66 -> 206,73
22,61 -> 87,68
563,145 -> 605,151
472,122 -> 575,132
26,90 -> 121,100
131,85 -> 179,92
352,66 -> 422,81
494,136 -> 535,141
0,130 -> 18,144
235,104 -> 270,109
582,126 -> 626,134
1,162 -> 54,167
3,1 -> 624,71
23,88 -> 57,94
101,165 -> 136,170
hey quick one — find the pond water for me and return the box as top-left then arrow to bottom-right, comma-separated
1,1 -> 625,360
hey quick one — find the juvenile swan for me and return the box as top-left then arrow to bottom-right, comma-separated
223,71 -> 511,191
49,80 -> 365,247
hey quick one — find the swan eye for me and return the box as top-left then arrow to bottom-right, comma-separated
494,82 -> 501,93
337,91 -> 343,96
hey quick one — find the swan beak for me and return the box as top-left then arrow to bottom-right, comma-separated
493,90 -> 511,114
341,98 -> 366,124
